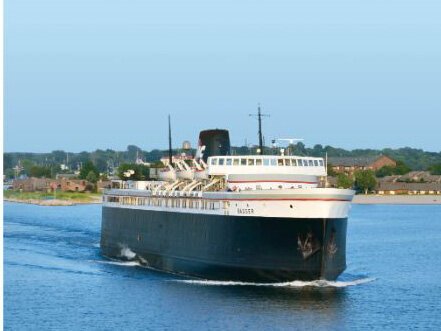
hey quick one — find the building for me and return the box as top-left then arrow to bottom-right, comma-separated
12,177 -> 90,192
12,178 -> 51,191
97,180 -> 112,192
135,157 -> 151,167
394,171 -> 441,184
375,171 -> 441,195
328,155 -> 396,175
376,182 -> 441,195
48,179 -> 88,192
55,173 -> 78,180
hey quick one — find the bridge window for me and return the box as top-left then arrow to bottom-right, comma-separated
314,160 -> 319,166
308,160 -> 314,166
211,158 -> 217,165
270,158 -> 277,166
247,159 -> 255,166
284,159 -> 291,166
263,159 -> 270,166
233,158 -> 239,166
302,159 -> 308,166
319,160 -> 324,166
240,158 -> 247,166
226,158 -> 232,166
219,158 -> 225,165
278,159 -> 284,166
292,159 -> 297,166
256,159 -> 262,166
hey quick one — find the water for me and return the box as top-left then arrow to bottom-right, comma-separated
4,202 -> 441,330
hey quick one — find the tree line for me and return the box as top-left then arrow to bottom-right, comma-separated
4,143 -> 441,180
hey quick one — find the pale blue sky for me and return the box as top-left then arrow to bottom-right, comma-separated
4,0 -> 441,152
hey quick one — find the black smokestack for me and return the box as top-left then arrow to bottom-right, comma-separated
198,129 -> 230,162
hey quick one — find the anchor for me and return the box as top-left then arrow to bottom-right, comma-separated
297,232 -> 320,259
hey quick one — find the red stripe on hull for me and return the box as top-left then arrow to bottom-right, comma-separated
206,197 -> 350,202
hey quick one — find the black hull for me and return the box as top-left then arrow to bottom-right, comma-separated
101,207 -> 347,282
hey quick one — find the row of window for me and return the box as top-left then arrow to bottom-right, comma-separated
210,157 -> 324,167
106,195 -> 222,210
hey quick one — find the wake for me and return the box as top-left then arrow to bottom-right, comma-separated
95,260 -> 141,267
175,277 -> 375,288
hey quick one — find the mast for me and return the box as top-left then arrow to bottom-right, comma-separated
249,104 -> 270,155
168,115 -> 173,165
257,105 -> 263,155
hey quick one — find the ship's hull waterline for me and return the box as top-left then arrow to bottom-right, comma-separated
101,206 -> 347,282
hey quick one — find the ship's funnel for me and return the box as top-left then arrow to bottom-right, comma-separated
197,129 -> 230,162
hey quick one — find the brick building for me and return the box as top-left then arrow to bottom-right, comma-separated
12,178 -> 51,191
328,155 -> 396,175
13,177 -> 89,192
49,179 -> 88,192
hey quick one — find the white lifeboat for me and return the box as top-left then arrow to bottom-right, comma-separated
175,160 -> 194,180
159,164 -> 177,182
193,159 -> 208,180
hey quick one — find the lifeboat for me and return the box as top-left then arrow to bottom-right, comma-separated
193,159 -> 208,180
175,160 -> 194,180
159,164 -> 177,182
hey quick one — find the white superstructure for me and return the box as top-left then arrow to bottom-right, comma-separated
104,154 -> 354,219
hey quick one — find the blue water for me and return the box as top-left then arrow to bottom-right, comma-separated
4,202 -> 441,330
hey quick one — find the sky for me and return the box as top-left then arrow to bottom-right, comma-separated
4,0 -> 441,153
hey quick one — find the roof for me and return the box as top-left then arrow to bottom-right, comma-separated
398,171 -> 441,183
328,155 -> 384,167
377,182 -> 441,191
378,171 -> 441,184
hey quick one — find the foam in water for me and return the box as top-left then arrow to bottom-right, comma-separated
96,260 -> 141,267
174,277 -> 375,288
119,246 -> 136,260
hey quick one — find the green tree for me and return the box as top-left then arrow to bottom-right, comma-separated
376,165 -> 394,177
117,163 -> 150,180
293,142 -> 306,156
376,160 -> 411,177
311,144 -> 324,157
4,168 -> 15,179
394,160 -> 411,175
429,164 -> 441,175
21,159 -> 35,176
336,173 -> 353,189
127,145 -> 141,162
29,165 -> 51,178
79,161 -> 99,180
4,154 -> 13,169
354,170 -> 377,194
327,163 -> 337,176
86,171 -> 98,183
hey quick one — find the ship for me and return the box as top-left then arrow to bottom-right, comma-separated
101,114 -> 354,282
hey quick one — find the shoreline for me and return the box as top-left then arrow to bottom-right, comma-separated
4,195 -> 441,206
353,195 -> 441,205
4,197 -> 102,206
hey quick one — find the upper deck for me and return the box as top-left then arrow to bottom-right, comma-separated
207,155 -> 326,177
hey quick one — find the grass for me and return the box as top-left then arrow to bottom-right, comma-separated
4,190 -> 102,203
